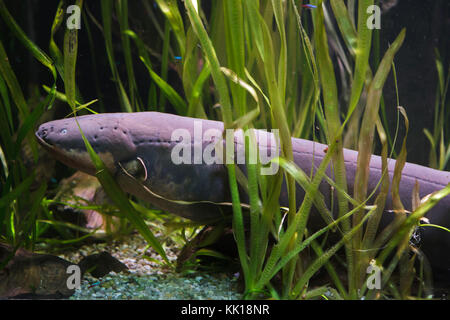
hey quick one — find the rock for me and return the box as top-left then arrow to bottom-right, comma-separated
78,252 -> 128,278
0,243 -> 129,298
0,243 -> 76,299
53,171 -> 106,231
176,225 -> 239,273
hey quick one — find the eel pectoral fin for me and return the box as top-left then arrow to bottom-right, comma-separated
119,157 -> 148,182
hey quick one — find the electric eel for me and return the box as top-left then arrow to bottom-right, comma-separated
35,112 -> 450,280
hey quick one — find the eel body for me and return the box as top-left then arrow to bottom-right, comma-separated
35,112 -> 450,278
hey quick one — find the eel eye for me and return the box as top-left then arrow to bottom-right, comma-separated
120,157 -> 148,182
60,128 -> 67,135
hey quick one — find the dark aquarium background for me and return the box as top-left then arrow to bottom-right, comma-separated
1,0 -> 448,167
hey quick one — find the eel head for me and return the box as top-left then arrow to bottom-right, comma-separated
35,113 -> 138,175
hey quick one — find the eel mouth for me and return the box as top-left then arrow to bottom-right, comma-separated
35,129 -> 100,176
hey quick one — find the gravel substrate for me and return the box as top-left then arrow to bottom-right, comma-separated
70,272 -> 241,300
57,232 -> 242,300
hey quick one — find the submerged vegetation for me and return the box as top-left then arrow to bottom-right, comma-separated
0,0 -> 449,299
